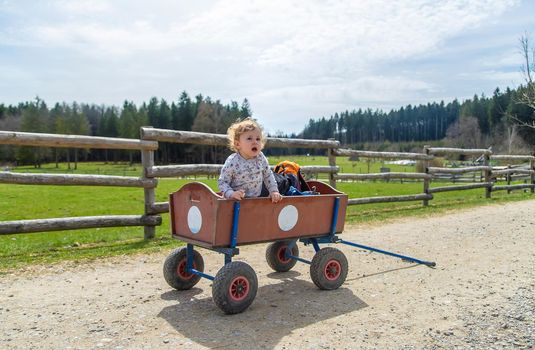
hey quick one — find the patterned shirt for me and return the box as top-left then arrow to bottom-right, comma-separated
218,152 -> 278,199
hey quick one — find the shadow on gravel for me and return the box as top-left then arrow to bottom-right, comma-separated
346,263 -> 422,282
158,277 -> 367,349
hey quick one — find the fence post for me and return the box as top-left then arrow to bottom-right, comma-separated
531,151 -> 535,194
484,148 -> 491,199
422,145 -> 430,207
506,164 -> 512,194
141,147 -> 156,240
328,138 -> 337,189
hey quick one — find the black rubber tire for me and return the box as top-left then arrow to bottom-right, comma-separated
310,247 -> 348,290
163,247 -> 204,290
212,261 -> 258,314
265,240 -> 299,272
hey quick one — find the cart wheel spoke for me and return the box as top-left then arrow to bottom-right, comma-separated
229,276 -> 249,301
324,260 -> 342,280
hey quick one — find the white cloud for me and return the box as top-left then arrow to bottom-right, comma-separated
26,0 -> 519,63
0,0 -> 530,133
54,0 -> 111,14
458,70 -> 520,83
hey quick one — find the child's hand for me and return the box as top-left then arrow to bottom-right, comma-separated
230,189 -> 245,200
270,191 -> 282,203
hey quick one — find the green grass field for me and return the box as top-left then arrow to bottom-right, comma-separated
1,159 -> 533,272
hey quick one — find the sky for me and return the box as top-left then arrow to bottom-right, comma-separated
1,0 -> 534,134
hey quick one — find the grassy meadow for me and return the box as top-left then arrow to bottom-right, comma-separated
1,158 -> 533,272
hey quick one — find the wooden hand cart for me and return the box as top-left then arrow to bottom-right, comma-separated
163,181 -> 435,314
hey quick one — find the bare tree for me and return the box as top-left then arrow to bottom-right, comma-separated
509,33 -> 535,129
445,116 -> 483,148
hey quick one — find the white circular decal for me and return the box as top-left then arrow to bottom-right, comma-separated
278,205 -> 298,231
187,206 -> 202,234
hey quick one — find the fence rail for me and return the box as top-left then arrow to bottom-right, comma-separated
334,172 -> 431,181
0,215 -> 161,235
427,166 -> 492,174
348,193 -> 433,205
333,148 -> 433,160
491,154 -> 535,161
492,184 -> 535,192
491,168 -> 535,176
426,147 -> 492,156
0,172 -> 157,188
140,127 -> 339,149
428,182 -> 493,194
0,130 -> 158,150
0,128 -> 534,237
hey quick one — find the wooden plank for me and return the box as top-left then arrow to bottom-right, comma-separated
141,127 -> 339,149
348,193 -> 432,205
427,166 -> 491,174
333,148 -> 433,160
0,172 -> 157,188
428,182 -> 492,193
0,131 -> 158,150
0,215 -> 162,235
426,147 -> 492,156
335,172 -> 431,180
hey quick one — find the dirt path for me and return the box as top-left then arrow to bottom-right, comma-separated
1,200 -> 534,350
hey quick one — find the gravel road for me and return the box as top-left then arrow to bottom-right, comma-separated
1,200 -> 534,350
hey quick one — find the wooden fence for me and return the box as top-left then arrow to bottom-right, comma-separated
1,128 -> 534,237
0,131 -> 161,236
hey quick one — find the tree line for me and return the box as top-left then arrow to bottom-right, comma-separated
0,92 -> 253,167
302,85 -> 534,154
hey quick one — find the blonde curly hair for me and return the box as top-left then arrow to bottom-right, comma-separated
226,118 -> 266,152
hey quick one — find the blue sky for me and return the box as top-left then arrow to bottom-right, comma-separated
1,0 -> 534,134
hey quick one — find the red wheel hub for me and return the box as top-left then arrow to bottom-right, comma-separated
324,259 -> 341,281
229,276 -> 249,301
277,246 -> 291,263
177,259 -> 195,280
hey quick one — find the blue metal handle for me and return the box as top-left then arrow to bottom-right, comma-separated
339,239 -> 436,267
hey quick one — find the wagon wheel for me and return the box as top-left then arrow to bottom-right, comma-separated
163,247 -> 204,290
212,261 -> 258,314
265,240 -> 299,272
310,247 -> 348,290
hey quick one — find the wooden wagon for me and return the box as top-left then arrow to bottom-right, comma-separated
163,181 -> 435,314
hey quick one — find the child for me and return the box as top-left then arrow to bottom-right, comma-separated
218,118 -> 283,203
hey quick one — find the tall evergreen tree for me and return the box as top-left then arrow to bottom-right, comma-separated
17,97 -> 50,166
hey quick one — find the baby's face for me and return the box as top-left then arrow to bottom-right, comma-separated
235,129 -> 263,159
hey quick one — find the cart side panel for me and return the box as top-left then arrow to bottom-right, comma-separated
170,182 -> 220,245
213,193 -> 348,246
